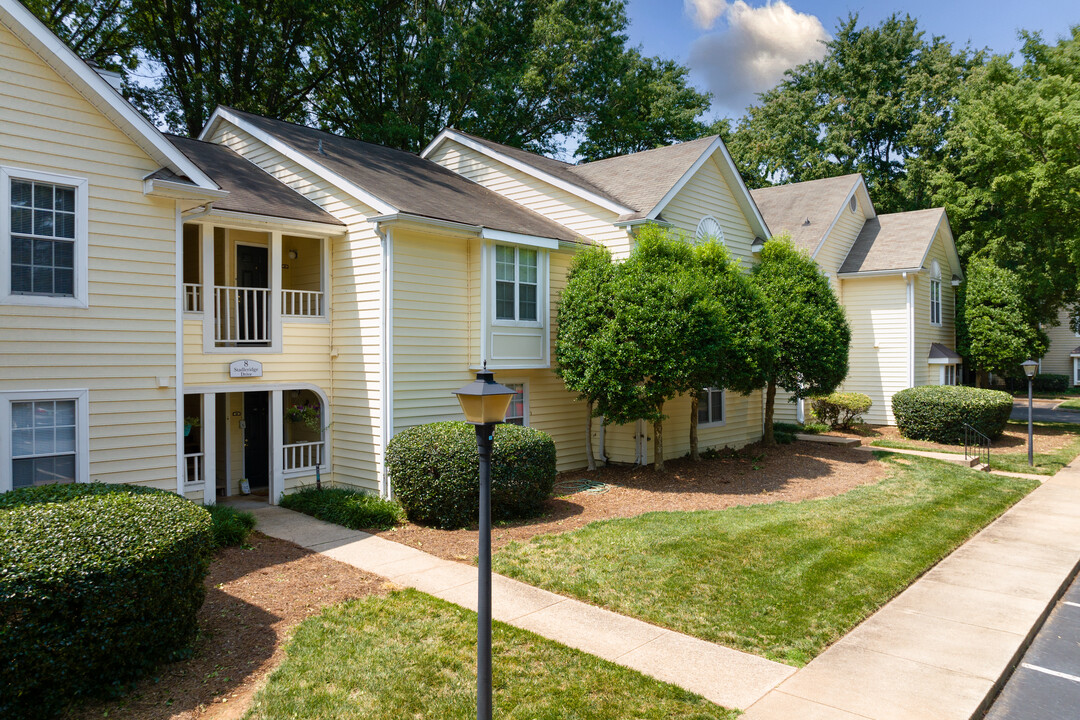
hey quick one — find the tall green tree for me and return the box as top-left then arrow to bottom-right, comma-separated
933,27 -> 1080,328
727,13 -> 982,213
958,258 -> 1049,379
686,241 -> 772,461
751,237 -> 850,445
20,0 -> 138,73
554,244 -> 618,470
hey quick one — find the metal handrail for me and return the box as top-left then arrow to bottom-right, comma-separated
963,423 -> 990,469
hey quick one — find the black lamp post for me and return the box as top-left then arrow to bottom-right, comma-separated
1022,360 -> 1039,467
453,367 -> 515,720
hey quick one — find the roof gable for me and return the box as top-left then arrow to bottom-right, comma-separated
203,108 -> 581,243
750,175 -> 870,255
838,208 -> 948,275
0,0 -> 217,190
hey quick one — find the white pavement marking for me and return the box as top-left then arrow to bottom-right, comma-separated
1063,601 -> 1080,609
1020,663 -> 1080,684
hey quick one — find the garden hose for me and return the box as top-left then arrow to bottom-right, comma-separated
553,478 -> 611,496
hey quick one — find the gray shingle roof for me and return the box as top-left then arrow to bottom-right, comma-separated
450,131 -> 720,220
838,208 -> 946,274
222,109 -> 583,244
167,134 -> 343,226
929,343 -> 962,362
749,175 -> 862,254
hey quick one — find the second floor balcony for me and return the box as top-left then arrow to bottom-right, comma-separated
183,222 -> 328,351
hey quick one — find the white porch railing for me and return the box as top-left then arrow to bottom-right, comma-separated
284,440 -> 324,472
183,283 -> 202,312
214,285 -> 270,345
184,452 -> 203,485
282,289 -> 324,318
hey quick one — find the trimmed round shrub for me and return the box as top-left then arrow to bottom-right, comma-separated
387,421 -> 556,529
892,385 -> 1013,443
0,483 -> 213,719
809,392 -> 872,429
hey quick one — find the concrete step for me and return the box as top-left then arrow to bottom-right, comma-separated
796,434 -> 861,447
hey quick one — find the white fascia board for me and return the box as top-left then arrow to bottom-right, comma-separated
143,177 -> 230,201
932,210 -> 964,281
927,357 -> 960,365
0,0 -> 218,190
480,228 -> 559,250
369,212 -> 481,236
202,107 -> 398,216
612,218 -> 673,229
837,267 -> 925,279
203,208 -> 346,236
422,129 -> 633,216
647,138 -> 772,241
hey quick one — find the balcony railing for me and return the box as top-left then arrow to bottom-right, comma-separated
284,440 -> 324,472
183,283 -> 202,312
282,289 -> 324,318
214,286 -> 270,346
184,452 -> 203,486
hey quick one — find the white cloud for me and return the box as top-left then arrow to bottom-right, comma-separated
684,0 -> 731,29
688,1 -> 830,116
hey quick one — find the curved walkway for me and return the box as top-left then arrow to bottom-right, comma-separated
247,504 -> 796,710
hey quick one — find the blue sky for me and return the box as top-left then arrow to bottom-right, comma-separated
626,0 -> 1079,119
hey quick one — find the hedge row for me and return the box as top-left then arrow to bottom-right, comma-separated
280,486 -> 403,530
892,385 -> 1013,444
386,421 -> 556,529
0,483 -> 213,719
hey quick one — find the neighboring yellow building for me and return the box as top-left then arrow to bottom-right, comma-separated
751,175 -> 964,425
1038,308 -> 1080,384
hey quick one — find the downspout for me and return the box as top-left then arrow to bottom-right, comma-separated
174,205 -> 185,497
374,222 -> 394,499
904,272 -> 915,388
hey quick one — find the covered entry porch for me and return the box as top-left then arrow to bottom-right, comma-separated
181,385 -> 328,504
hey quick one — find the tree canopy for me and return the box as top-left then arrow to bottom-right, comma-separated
933,27 -> 1080,329
957,258 -> 1049,378
751,237 -> 850,444
27,0 -> 712,156
726,13 -> 983,214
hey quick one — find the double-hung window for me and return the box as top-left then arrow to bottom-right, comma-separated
2,167 -> 88,307
504,383 -> 527,425
2,389 -> 88,493
942,364 -> 959,386
929,261 -> 942,326
698,387 -> 725,426
495,245 -> 539,323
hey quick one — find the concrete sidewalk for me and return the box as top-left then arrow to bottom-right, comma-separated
248,505 -> 796,711
743,464 -> 1080,720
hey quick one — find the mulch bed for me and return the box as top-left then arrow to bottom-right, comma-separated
66,533 -> 387,720
372,440 -> 885,563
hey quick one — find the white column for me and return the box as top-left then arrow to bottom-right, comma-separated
270,231 -> 282,352
202,392 -> 216,502
200,223 -> 214,351
271,390 -> 284,505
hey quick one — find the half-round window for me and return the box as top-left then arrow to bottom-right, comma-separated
695,216 -> 724,244
849,196 -> 857,213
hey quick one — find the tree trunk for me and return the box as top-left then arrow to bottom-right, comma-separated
763,380 -> 777,445
585,401 -> 596,471
653,404 -> 664,472
689,394 -> 700,461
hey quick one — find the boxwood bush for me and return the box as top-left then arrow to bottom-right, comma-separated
809,392 -> 872,429
892,385 -> 1013,443
0,483 -> 213,719
387,421 -> 556,529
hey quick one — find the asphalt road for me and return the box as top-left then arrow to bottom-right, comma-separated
984,572 -> 1080,720
1011,400 -> 1080,425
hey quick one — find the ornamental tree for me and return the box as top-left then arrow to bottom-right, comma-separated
751,237 -> 851,445
957,257 -> 1049,379
686,241 -> 773,460
554,244 -> 618,470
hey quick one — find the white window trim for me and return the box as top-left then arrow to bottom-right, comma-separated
501,379 -> 530,426
491,243 -> 546,329
938,364 -> 960,386
698,387 -> 726,428
929,260 -> 942,327
1,166 -> 89,308
0,388 -> 90,493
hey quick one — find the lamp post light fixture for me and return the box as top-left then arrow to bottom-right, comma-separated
452,367 -> 516,720
1022,360 -> 1039,467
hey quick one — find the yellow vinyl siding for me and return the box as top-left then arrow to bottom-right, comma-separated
1040,308 -> 1077,380
427,140 -> 631,256
182,319 -> 331,386
209,120 -> 383,493
660,155 -> 757,260
1,23 -> 179,490
815,193 -> 868,297
840,277 -> 910,425
913,226 -> 958,387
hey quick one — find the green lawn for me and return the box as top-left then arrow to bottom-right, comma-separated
493,456 -> 1037,666
870,422 -> 1080,476
245,590 -> 733,720
1056,398 -> 1080,410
